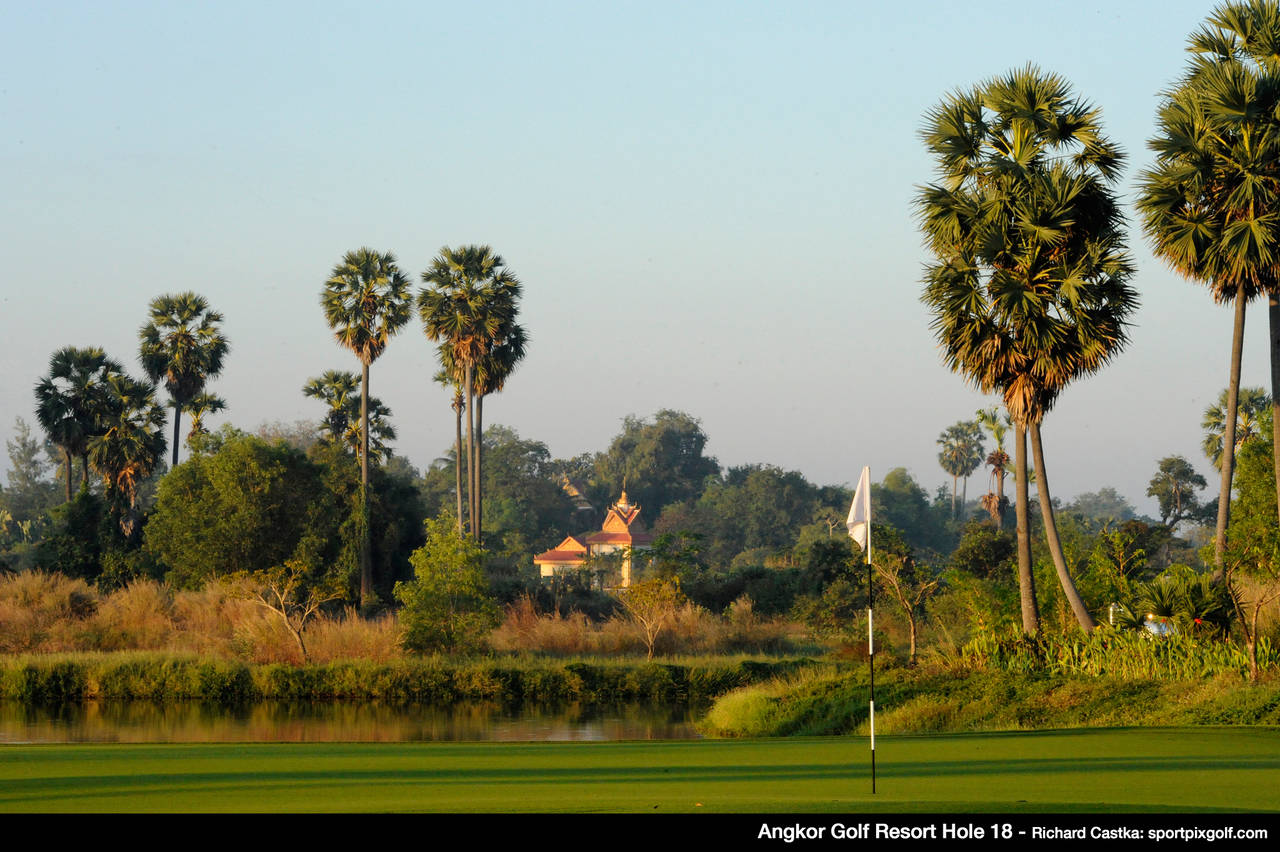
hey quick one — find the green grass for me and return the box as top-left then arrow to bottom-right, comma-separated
1,728 -> 1277,812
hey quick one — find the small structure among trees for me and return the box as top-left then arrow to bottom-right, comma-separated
534,491 -> 654,587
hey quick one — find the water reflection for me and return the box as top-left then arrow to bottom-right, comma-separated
0,701 -> 702,743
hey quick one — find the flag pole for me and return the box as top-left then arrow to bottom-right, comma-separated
846,466 -> 874,795
867,513 -> 875,795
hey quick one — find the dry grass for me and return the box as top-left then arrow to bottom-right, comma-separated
3,572 -> 814,662
489,594 -> 807,657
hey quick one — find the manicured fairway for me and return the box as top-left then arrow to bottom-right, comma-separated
1,728 -> 1277,813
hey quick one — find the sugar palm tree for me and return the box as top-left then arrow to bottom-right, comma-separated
1202,386 -> 1271,468
88,372 -> 167,536
436,321 -> 528,543
937,420 -> 984,519
977,407 -> 1012,527
433,367 -> 467,533
183,392 -> 226,449
34,347 -> 124,500
302,371 -> 396,463
419,245 -> 522,542
919,66 -> 1138,634
321,248 -> 411,606
139,292 -> 229,469
1137,0 -> 1280,556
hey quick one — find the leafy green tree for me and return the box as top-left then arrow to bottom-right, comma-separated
322,248 -> 412,606
34,347 -> 123,500
2,418 -> 58,525
919,66 -> 1137,633
950,521 -> 1015,581
937,420 -> 985,519
143,432 -> 336,588
663,464 -> 834,568
591,410 -> 720,519
138,292 -> 229,469
420,246 -> 523,544
871,468 -> 952,560
1147,455 -> 1209,531
1064,488 -> 1137,525
1222,425 -> 1280,677
1137,2 -> 1280,558
394,514 -> 499,654
617,575 -> 687,660
228,559 -> 347,663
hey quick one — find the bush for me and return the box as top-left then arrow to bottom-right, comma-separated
394,516 -> 500,654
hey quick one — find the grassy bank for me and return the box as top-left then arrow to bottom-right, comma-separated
2,729 -> 1277,812
0,652 -> 816,705
700,665 -> 1280,737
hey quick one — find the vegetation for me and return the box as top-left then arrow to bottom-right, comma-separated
321,248 -> 412,608
137,292 -> 229,470
1137,1 -> 1280,564
919,66 -> 1137,634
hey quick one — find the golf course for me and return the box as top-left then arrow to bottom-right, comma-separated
2,728 -> 1277,813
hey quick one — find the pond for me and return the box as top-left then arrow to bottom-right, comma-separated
0,700 -> 703,743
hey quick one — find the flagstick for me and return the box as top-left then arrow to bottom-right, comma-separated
867,529 -> 875,795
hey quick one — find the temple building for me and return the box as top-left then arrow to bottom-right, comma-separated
534,491 -> 654,587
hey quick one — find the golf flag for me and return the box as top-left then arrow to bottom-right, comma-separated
846,465 -> 871,561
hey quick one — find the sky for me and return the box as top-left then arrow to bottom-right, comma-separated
1,0 -> 1270,516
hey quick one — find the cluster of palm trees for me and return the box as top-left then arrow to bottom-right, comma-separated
920,1 -> 1280,634
1136,0 -> 1280,567
918,66 -> 1137,635
318,245 -> 525,607
34,293 -> 228,535
936,420 -> 984,519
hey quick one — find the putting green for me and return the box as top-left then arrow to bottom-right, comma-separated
1,728 -> 1277,812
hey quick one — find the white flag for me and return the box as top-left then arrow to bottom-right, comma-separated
846,465 -> 871,558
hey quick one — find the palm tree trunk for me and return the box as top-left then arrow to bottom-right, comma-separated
1269,294 -> 1280,527
1216,283 -> 1247,572
475,393 -> 484,546
1014,422 -> 1039,635
1030,421 -> 1096,632
359,361 -> 372,607
465,363 -> 477,540
951,475 -> 957,519
63,449 -> 72,503
453,392 -> 464,535
171,401 -> 182,469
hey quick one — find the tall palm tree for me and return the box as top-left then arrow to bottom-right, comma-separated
303,370 -> 361,443
977,407 -> 1012,527
435,321 -> 528,543
937,420 -> 984,519
88,372 -> 167,536
183,392 -> 226,449
1203,386 -> 1271,468
419,245 -> 522,542
302,371 -> 397,462
139,292 -> 229,469
321,248 -> 411,606
919,66 -> 1138,634
34,347 -> 123,500
1137,0 -> 1280,556
433,367 -> 467,534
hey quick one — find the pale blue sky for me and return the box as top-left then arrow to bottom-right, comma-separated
0,1 -> 1265,515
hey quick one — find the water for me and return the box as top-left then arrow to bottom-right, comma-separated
0,700 -> 702,743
